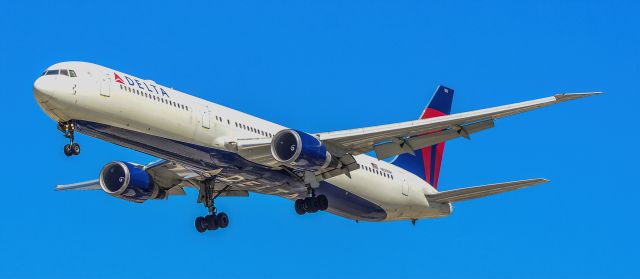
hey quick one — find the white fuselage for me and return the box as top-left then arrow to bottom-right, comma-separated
34,61 -> 451,221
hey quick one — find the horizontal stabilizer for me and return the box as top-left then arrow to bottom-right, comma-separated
426,178 -> 549,203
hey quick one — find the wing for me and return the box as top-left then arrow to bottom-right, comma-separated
426,178 -> 549,203
56,160 -> 248,198
316,92 -> 601,159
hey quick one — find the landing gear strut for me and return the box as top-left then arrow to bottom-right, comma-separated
195,177 -> 230,233
294,187 -> 329,215
59,121 -> 80,157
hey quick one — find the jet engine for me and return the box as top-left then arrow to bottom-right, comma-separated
270,129 -> 339,171
99,161 -> 165,202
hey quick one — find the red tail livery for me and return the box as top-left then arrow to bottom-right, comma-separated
391,85 -> 454,188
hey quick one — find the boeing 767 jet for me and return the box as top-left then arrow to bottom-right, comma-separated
34,61 -> 600,232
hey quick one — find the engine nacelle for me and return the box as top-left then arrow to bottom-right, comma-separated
271,129 -> 337,171
99,161 -> 164,202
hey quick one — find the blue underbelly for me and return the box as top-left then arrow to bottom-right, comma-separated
74,120 -> 387,221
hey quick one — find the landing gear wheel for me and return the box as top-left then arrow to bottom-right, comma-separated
196,178 -> 232,232
316,195 -> 329,211
60,121 -> 80,157
294,199 -> 306,215
195,216 -> 207,233
216,212 -> 229,229
204,215 -> 218,230
71,143 -> 80,155
304,197 -> 318,213
63,144 -> 72,157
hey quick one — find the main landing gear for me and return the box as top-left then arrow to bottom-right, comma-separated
294,188 -> 329,215
59,121 -> 80,157
195,178 -> 230,233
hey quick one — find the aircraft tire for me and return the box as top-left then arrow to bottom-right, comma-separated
204,214 -> 218,230
295,199 -> 306,215
304,197 -> 318,213
316,195 -> 329,211
216,212 -> 229,229
71,143 -> 80,155
195,216 -> 207,233
63,144 -> 73,156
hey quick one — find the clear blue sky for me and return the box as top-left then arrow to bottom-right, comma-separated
1,1 -> 638,278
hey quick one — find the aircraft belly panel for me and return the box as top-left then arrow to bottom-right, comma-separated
74,120 -> 387,221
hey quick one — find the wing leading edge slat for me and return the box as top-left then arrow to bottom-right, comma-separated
316,92 -> 601,157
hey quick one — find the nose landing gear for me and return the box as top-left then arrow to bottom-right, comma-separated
59,121 -> 80,157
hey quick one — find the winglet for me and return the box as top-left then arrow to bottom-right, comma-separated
554,92 -> 603,102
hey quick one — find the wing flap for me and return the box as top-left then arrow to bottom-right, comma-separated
372,119 -> 494,159
317,92 -> 601,157
426,178 -> 549,203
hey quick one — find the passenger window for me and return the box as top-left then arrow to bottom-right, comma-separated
60,69 -> 69,76
69,70 -> 77,77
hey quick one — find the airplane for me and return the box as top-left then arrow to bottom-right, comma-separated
33,61 -> 600,232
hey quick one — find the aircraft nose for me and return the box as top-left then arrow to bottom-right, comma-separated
33,76 -> 55,100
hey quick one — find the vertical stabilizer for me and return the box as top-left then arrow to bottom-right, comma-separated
391,85 -> 454,189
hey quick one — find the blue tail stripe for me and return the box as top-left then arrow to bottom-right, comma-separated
390,149 -> 425,180
427,86 -> 454,114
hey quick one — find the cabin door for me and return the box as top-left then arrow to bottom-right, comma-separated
202,108 -> 211,129
402,178 -> 409,196
100,75 -> 110,97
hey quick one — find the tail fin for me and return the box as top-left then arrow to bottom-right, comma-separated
391,85 -> 454,189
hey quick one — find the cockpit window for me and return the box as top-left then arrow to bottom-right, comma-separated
41,69 -> 77,77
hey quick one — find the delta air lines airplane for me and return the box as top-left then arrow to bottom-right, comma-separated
33,61 -> 600,232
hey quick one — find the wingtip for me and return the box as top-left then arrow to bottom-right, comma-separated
534,178 -> 551,184
554,91 -> 603,102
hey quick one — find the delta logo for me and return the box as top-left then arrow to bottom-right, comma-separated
114,72 -> 170,98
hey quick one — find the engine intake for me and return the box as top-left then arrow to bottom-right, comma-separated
271,129 -> 337,171
99,161 -> 163,202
